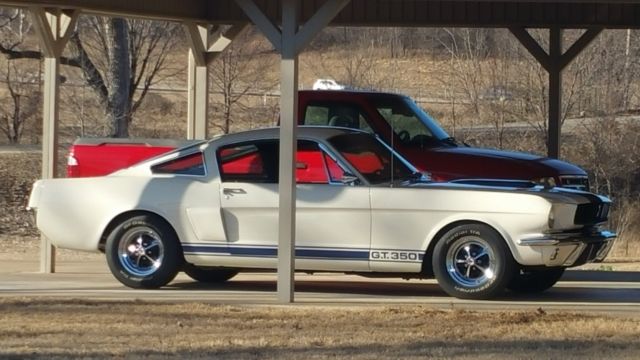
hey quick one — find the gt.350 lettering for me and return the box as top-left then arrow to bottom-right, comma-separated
370,250 -> 422,262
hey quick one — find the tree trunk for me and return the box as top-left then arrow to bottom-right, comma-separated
106,18 -> 131,137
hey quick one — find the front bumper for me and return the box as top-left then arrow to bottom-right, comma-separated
518,230 -> 616,267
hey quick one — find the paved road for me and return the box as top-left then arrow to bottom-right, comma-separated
1,258 -> 639,314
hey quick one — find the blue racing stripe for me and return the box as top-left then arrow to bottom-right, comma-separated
296,248 -> 369,259
183,244 -> 422,262
183,245 -> 369,260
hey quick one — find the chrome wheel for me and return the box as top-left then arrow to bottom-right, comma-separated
434,224 -> 515,299
117,226 -> 164,277
445,236 -> 497,289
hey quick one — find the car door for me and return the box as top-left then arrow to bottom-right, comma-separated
217,139 -> 371,271
369,187 -> 428,273
295,144 -> 370,271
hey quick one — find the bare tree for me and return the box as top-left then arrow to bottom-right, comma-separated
70,16 -> 181,137
436,28 -> 519,147
0,9 -> 40,144
0,11 -> 181,138
209,28 -> 276,134
0,61 -> 40,143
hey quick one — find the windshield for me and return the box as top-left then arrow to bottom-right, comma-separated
328,133 -> 418,185
374,96 -> 450,147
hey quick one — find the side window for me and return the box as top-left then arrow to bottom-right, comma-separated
376,103 -> 434,144
343,152 -> 384,176
217,143 -> 278,183
151,152 -> 206,176
217,140 -> 349,185
324,152 -> 345,183
296,141 -> 331,184
357,114 -> 374,134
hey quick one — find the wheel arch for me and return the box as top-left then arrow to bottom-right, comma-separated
421,219 -> 515,277
98,210 -> 181,255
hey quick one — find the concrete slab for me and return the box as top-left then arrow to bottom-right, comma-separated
1,255 -> 639,315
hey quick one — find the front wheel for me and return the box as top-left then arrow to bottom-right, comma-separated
105,214 -> 182,289
432,224 -> 516,300
508,268 -> 565,293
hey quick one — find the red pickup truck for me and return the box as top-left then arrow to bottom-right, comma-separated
67,138 -> 200,177
297,90 -> 588,190
67,89 -> 589,190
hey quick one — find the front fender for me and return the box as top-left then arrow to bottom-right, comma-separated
422,213 -> 535,267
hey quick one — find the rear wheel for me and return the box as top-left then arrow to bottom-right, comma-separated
183,264 -> 238,283
105,214 -> 182,289
508,268 -> 565,293
432,223 -> 516,300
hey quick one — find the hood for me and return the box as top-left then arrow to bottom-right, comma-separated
411,180 -> 608,206
404,145 -> 586,180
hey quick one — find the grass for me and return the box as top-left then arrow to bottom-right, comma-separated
1,298 -> 639,359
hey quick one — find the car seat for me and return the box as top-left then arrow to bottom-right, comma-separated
328,115 -> 355,128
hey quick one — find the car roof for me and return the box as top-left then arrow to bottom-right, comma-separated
207,126 -> 366,147
298,89 -> 406,98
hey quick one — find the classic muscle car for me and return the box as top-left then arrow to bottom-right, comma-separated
28,127 -> 615,299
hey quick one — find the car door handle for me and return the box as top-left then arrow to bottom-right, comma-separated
223,188 -> 247,196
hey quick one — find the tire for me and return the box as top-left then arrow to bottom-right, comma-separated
183,263 -> 238,283
507,268 -> 565,293
105,214 -> 182,289
432,223 -> 516,300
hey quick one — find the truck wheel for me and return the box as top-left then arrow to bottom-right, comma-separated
507,268 -> 565,293
432,224 -> 516,300
105,214 -> 182,289
183,263 -> 238,283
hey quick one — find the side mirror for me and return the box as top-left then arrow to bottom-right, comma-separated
341,172 -> 360,186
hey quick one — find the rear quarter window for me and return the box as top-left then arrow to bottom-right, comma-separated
151,152 -> 206,176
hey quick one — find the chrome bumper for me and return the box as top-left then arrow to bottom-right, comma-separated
518,230 -> 616,267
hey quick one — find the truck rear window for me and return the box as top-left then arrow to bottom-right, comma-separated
303,102 -> 373,133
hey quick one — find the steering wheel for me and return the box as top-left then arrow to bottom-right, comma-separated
397,130 -> 411,142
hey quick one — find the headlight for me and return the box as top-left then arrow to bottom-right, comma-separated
533,177 -> 556,189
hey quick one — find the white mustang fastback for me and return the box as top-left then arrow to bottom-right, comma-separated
28,127 -> 615,299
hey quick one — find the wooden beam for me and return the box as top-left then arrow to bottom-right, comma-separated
184,22 -> 209,66
560,27 -> 603,69
29,6 -> 79,274
234,0 -> 281,52
509,27 -> 551,71
294,0 -> 350,54
207,23 -> 250,62
277,0 -> 299,304
548,27 -> 562,159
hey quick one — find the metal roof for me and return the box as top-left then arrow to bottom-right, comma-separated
3,0 -> 640,28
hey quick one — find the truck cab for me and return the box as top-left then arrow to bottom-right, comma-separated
297,90 -> 589,190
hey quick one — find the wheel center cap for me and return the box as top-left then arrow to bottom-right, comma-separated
128,244 -> 145,257
465,257 -> 475,266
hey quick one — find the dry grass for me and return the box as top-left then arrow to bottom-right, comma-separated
0,152 -> 42,238
0,299 -> 638,359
